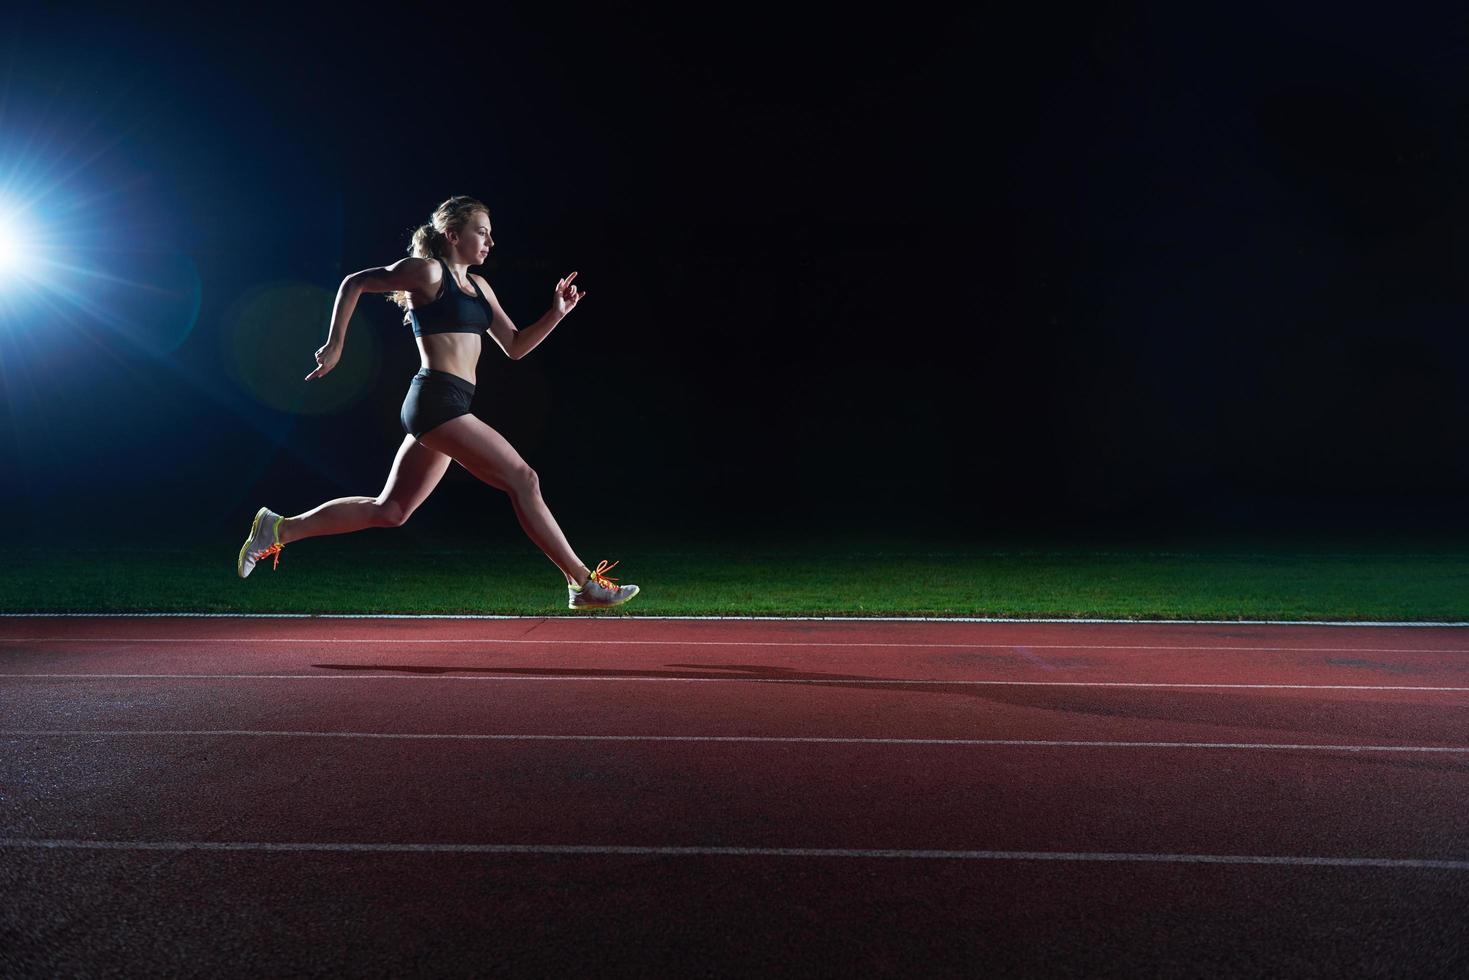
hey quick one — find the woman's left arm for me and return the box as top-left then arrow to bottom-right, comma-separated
473,272 -> 585,361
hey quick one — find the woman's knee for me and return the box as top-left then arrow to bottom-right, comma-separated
374,499 -> 410,527
507,465 -> 540,499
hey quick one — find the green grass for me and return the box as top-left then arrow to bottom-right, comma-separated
3,531 -> 1466,621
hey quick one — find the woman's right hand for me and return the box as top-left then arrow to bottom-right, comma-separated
305,343 -> 341,380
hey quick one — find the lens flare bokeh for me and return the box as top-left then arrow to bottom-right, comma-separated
220,280 -> 380,416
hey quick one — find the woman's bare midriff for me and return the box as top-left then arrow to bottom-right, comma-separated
415,333 -> 482,387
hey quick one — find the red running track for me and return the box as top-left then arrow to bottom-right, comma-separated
2,617 -> 1467,976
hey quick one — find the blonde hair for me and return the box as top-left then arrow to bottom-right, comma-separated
388,195 -> 490,324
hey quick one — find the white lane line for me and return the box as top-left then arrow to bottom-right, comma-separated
1,838 -> 1465,868
3,614 -> 1467,626
1,674 -> 1467,692
3,730 -> 1467,753
0,637 -> 1466,654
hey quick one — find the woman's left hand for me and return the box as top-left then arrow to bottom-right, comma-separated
552,271 -> 586,317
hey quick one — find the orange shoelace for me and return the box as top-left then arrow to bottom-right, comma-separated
253,542 -> 284,571
588,559 -> 620,590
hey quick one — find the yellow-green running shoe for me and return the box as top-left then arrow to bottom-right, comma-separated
237,507 -> 285,578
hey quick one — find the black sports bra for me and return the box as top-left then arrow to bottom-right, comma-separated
409,258 -> 493,338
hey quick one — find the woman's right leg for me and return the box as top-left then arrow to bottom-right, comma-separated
278,436 -> 452,546
417,414 -> 592,587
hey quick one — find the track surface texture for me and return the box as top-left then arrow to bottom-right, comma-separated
3,617 -> 1467,977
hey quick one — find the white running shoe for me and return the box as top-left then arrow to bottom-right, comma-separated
568,559 -> 639,609
237,507 -> 286,578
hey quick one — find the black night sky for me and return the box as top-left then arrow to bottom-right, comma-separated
0,3 -> 1465,546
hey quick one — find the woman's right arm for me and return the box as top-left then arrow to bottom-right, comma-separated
326,258 -> 434,349
307,258 -> 433,380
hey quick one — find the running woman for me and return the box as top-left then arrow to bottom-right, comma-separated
236,195 -> 638,609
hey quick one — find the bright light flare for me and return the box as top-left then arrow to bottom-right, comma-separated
0,209 -> 25,273
0,154 -> 201,354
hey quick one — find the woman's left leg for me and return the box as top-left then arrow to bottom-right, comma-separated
417,414 -> 589,586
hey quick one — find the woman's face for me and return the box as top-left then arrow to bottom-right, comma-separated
446,210 -> 494,265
